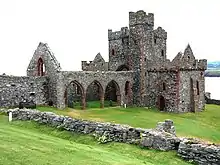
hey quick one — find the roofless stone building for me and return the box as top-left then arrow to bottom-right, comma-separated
0,10 -> 207,112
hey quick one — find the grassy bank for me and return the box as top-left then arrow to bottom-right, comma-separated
0,115 -> 190,165
38,104 -> 220,143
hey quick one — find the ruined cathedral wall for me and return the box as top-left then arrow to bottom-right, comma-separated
81,61 -> 108,71
146,71 -> 178,112
108,28 -> 130,71
178,70 -> 205,112
0,75 -> 48,107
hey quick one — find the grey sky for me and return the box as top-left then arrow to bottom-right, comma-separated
0,0 -> 219,76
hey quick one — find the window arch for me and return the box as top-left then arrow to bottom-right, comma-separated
162,82 -> 166,91
112,49 -> 115,56
37,58 -> 45,76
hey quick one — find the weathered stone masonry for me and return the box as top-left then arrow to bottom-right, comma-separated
0,10 -> 207,112
0,75 -> 48,107
1,108 -> 219,165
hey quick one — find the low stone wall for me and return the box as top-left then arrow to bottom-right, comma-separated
0,108 -> 179,151
1,108 -> 220,164
206,98 -> 220,105
178,139 -> 220,165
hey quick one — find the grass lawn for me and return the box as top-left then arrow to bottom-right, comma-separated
38,104 -> 220,143
0,115 -> 190,165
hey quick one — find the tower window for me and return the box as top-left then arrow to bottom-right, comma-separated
154,38 -> 156,44
196,81 -> 199,95
163,83 -> 166,91
161,50 -> 164,57
112,49 -> 115,56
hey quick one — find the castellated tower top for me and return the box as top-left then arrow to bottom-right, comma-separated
129,10 -> 154,28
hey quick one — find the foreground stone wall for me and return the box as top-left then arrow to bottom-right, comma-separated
0,75 -> 48,107
1,108 -> 220,164
178,139 -> 220,165
1,108 -> 179,151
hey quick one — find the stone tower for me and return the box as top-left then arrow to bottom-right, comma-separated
128,10 -> 154,105
108,27 -> 130,71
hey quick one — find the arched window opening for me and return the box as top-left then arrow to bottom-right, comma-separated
112,49 -> 115,56
37,58 -> 45,76
162,82 -> 166,91
116,65 -> 129,71
161,50 -> 164,57
200,72 -> 203,77
154,38 -> 157,44
196,81 -> 199,95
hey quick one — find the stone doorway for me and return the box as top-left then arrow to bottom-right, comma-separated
105,80 -> 121,106
158,95 -> 165,111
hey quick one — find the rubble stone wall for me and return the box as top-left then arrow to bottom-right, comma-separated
178,139 -> 220,165
0,75 -> 48,107
1,108 -> 219,165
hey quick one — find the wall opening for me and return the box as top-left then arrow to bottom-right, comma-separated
65,81 -> 85,109
116,65 -> 129,71
112,49 -> 115,56
161,50 -> 164,57
125,81 -> 132,105
190,78 -> 195,112
196,81 -> 199,95
105,80 -> 121,106
163,82 -> 166,91
86,80 -> 104,108
37,58 -> 45,76
158,95 -> 165,111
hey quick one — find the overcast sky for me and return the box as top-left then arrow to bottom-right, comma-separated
0,0 -> 219,76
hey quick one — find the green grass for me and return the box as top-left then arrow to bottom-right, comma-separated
0,115 -> 190,165
68,101 -> 117,109
37,104 -> 220,143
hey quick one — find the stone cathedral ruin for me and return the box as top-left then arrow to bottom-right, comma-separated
0,10 -> 207,112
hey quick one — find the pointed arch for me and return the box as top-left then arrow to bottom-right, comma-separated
64,80 -> 85,109
86,80 -> 104,108
37,58 -> 45,76
116,64 -> 129,71
105,80 -> 121,106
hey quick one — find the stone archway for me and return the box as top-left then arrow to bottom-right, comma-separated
86,80 -> 104,108
158,95 -> 165,111
64,80 -> 86,109
116,64 -> 129,71
105,80 -> 121,106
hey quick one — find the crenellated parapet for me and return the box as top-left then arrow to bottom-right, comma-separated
129,10 -> 154,28
108,27 -> 129,41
